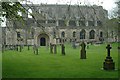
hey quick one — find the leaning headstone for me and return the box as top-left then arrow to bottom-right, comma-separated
103,44 -> 115,70
80,41 -> 86,59
61,44 -> 65,55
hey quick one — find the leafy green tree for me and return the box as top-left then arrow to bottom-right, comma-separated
1,1 -> 26,21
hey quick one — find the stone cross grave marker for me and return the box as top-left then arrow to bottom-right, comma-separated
106,44 -> 111,57
103,44 -> 115,70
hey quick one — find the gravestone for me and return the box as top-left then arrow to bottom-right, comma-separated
16,45 -> 18,51
103,44 -> 115,70
28,45 -> 30,50
19,45 -> 22,52
2,45 -> 4,53
50,43 -> 53,53
33,44 -> 38,55
72,41 -> 76,49
36,48 -> 38,55
61,44 -> 65,55
80,41 -> 86,59
21,44 -> 24,50
54,44 -> 57,54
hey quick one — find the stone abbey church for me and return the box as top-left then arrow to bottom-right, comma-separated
3,4 -> 109,46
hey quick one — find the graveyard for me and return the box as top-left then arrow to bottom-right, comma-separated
2,42 -> 118,78
0,0 -> 119,80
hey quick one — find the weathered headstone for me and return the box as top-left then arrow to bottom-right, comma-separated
72,41 -> 76,49
21,44 -> 24,49
2,45 -> 4,53
61,44 -> 65,55
103,44 -> 115,70
80,41 -> 86,59
28,45 -> 30,50
33,44 -> 38,55
36,48 -> 38,55
54,44 -> 57,54
16,45 -> 18,51
50,43 -> 53,53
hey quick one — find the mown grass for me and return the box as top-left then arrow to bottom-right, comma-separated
2,43 -> 118,78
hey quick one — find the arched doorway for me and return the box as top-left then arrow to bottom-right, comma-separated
100,31 -> 103,37
40,37 -> 46,46
37,33 -> 49,46
61,31 -> 65,38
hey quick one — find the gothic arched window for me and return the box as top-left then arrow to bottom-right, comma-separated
80,29 -> 86,39
73,31 -> 76,37
69,20 -> 76,26
17,32 -> 20,38
89,30 -> 95,39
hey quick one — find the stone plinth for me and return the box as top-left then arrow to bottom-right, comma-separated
103,57 -> 115,70
103,44 -> 115,70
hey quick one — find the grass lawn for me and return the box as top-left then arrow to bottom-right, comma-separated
2,43 -> 118,78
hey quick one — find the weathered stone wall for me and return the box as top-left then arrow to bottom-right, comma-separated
4,4 -> 116,46
6,28 -> 17,45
